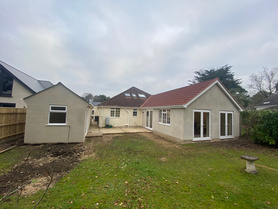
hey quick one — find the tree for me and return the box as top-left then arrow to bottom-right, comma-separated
82,93 -> 94,103
81,93 -> 110,103
247,91 -> 268,109
249,67 -> 278,97
190,65 -> 249,107
93,95 -> 110,102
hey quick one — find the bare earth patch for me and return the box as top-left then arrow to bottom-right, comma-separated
0,142 -> 88,197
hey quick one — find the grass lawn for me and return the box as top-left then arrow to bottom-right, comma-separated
1,134 -> 278,208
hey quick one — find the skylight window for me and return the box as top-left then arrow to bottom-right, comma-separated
263,101 -> 270,104
138,94 -> 146,98
125,93 -> 131,97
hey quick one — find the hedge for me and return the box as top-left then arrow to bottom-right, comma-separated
241,110 -> 278,145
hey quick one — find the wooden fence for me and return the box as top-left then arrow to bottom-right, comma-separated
0,108 -> 26,142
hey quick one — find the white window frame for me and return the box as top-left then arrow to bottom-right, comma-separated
133,109 -> 138,117
159,109 -> 170,126
193,110 -> 211,141
219,111 -> 234,139
48,105 -> 67,125
110,108 -> 120,118
138,94 -> 146,98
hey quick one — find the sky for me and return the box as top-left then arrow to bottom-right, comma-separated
0,0 -> 277,97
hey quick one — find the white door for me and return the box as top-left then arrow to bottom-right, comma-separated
146,110 -> 153,129
220,112 -> 233,139
193,110 -> 211,141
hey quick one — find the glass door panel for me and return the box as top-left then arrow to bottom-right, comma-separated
194,112 -> 201,138
227,113 -> 233,136
194,110 -> 210,140
203,112 -> 210,137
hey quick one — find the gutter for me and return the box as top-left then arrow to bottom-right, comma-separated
141,105 -> 185,109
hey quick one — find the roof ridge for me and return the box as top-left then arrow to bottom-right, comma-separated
0,60 -> 39,82
153,78 -> 218,96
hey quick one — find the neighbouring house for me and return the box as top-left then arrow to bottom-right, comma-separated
24,82 -> 92,143
0,60 -> 53,108
90,101 -> 101,122
141,78 -> 243,142
96,87 -> 151,128
255,93 -> 278,110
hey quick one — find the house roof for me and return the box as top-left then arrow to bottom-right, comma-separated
24,82 -> 92,107
91,101 -> 101,106
0,60 -> 53,93
141,78 -> 243,110
100,86 -> 151,107
256,93 -> 278,109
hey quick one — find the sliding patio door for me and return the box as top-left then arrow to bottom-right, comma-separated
193,110 -> 211,141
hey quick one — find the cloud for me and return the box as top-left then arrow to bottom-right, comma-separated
0,0 -> 277,96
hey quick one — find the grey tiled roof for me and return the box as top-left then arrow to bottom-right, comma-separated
0,60 -> 53,93
100,86 -> 151,107
257,93 -> 278,108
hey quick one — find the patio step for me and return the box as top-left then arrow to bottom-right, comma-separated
86,133 -> 103,138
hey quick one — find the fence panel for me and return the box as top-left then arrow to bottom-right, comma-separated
0,107 -> 26,142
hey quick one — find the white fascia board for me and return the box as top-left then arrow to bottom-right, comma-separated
141,105 -> 185,109
183,80 -> 243,111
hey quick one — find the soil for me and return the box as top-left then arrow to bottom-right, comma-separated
0,133 -> 275,198
0,141 -> 89,197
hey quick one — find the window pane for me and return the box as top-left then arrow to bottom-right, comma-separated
194,112 -> 201,138
228,113 -> 233,135
220,113 -> 225,136
133,109 -> 137,116
167,110 -> 170,124
163,113 -> 166,123
138,94 -> 146,98
51,106 -> 66,111
110,109 -> 115,117
0,69 -> 13,97
203,112 -> 209,137
49,112 -> 66,123
116,108 -> 120,117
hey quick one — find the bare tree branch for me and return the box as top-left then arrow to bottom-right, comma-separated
32,169 -> 53,209
249,67 -> 278,96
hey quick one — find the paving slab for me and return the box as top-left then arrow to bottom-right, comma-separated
86,126 -> 151,137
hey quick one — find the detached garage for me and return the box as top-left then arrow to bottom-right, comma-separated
24,82 -> 92,143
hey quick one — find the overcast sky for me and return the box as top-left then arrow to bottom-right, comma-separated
0,0 -> 277,96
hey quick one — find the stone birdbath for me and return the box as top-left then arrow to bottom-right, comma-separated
240,155 -> 259,174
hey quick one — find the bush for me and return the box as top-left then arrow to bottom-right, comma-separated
241,110 -> 278,145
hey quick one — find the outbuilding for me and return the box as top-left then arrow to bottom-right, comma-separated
24,82 -> 92,143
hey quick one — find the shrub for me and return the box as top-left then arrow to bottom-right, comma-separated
241,110 -> 278,145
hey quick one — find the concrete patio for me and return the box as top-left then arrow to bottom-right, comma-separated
86,124 -> 152,138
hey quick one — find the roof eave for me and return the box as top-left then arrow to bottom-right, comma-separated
141,105 -> 185,109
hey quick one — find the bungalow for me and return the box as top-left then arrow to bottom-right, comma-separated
24,83 -> 92,143
141,78 -> 243,142
97,87 -> 151,128
0,60 -> 53,108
